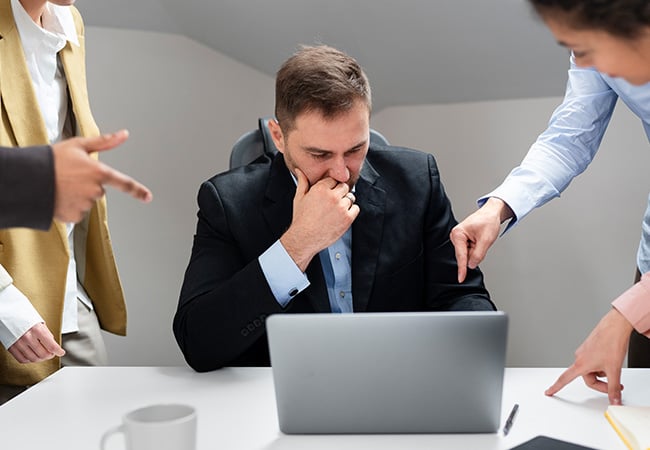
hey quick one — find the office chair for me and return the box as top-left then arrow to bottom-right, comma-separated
230,117 -> 390,170
628,268 -> 650,367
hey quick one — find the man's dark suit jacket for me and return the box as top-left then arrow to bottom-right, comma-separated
0,145 -> 54,229
174,144 -> 495,372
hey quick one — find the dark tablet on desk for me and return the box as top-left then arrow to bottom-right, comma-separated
510,435 -> 599,450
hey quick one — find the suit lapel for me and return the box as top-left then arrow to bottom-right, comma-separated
352,159 -> 386,312
263,155 -> 331,313
0,2 -> 69,248
262,155 -> 295,239
58,22 -> 96,137
0,1 -> 48,146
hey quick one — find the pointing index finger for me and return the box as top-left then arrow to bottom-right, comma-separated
449,228 -> 469,283
545,365 -> 581,397
101,164 -> 153,202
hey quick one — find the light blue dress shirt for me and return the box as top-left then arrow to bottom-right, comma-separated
480,55 -> 650,274
258,173 -> 355,312
258,240 -> 311,307
258,230 -> 353,312
318,229 -> 353,313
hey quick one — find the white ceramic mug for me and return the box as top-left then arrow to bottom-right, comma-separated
100,403 -> 196,450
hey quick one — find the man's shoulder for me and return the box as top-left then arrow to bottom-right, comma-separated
369,142 -> 432,157
203,161 -> 272,194
367,143 -> 436,171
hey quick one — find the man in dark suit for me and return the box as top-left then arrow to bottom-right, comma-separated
174,45 -> 494,372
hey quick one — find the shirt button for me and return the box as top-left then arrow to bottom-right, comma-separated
339,291 -> 345,298
335,252 -> 341,260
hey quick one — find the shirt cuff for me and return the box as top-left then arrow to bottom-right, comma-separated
479,166 -> 562,234
476,194 -> 517,235
612,272 -> 650,337
0,283 -> 44,349
258,240 -> 310,308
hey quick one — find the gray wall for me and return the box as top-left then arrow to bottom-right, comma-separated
85,27 -> 650,367
85,27 -> 274,366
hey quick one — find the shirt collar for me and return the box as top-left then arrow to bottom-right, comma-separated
11,0 -> 79,55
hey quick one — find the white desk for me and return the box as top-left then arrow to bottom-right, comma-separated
0,367 -> 648,449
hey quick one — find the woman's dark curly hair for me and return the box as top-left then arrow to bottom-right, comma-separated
529,0 -> 650,39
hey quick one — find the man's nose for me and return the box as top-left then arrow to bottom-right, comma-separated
329,158 -> 350,183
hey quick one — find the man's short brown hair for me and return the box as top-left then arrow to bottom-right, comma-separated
275,45 -> 372,132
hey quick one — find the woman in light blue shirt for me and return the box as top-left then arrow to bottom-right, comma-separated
450,0 -> 650,405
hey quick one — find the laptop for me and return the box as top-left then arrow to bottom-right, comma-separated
266,311 -> 508,434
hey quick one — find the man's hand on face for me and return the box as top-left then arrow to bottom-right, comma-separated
280,168 -> 360,271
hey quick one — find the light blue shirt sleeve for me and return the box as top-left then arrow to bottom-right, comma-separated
258,240 -> 310,308
479,55 -> 618,232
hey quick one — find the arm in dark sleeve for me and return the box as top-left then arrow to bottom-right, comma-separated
0,146 -> 54,230
423,154 -> 495,311
173,181 -> 284,372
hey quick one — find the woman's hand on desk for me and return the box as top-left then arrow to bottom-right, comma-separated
545,308 -> 633,405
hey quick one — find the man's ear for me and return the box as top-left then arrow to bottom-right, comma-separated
268,119 -> 285,154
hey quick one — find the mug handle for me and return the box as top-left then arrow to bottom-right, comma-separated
100,424 -> 124,449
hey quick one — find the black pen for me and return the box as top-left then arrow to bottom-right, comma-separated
503,403 -> 519,436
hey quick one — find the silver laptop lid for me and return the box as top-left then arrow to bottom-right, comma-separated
267,311 -> 508,434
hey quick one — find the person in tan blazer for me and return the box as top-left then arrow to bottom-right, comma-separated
0,0 -> 137,402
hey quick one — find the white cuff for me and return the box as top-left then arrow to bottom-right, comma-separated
0,283 -> 44,349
